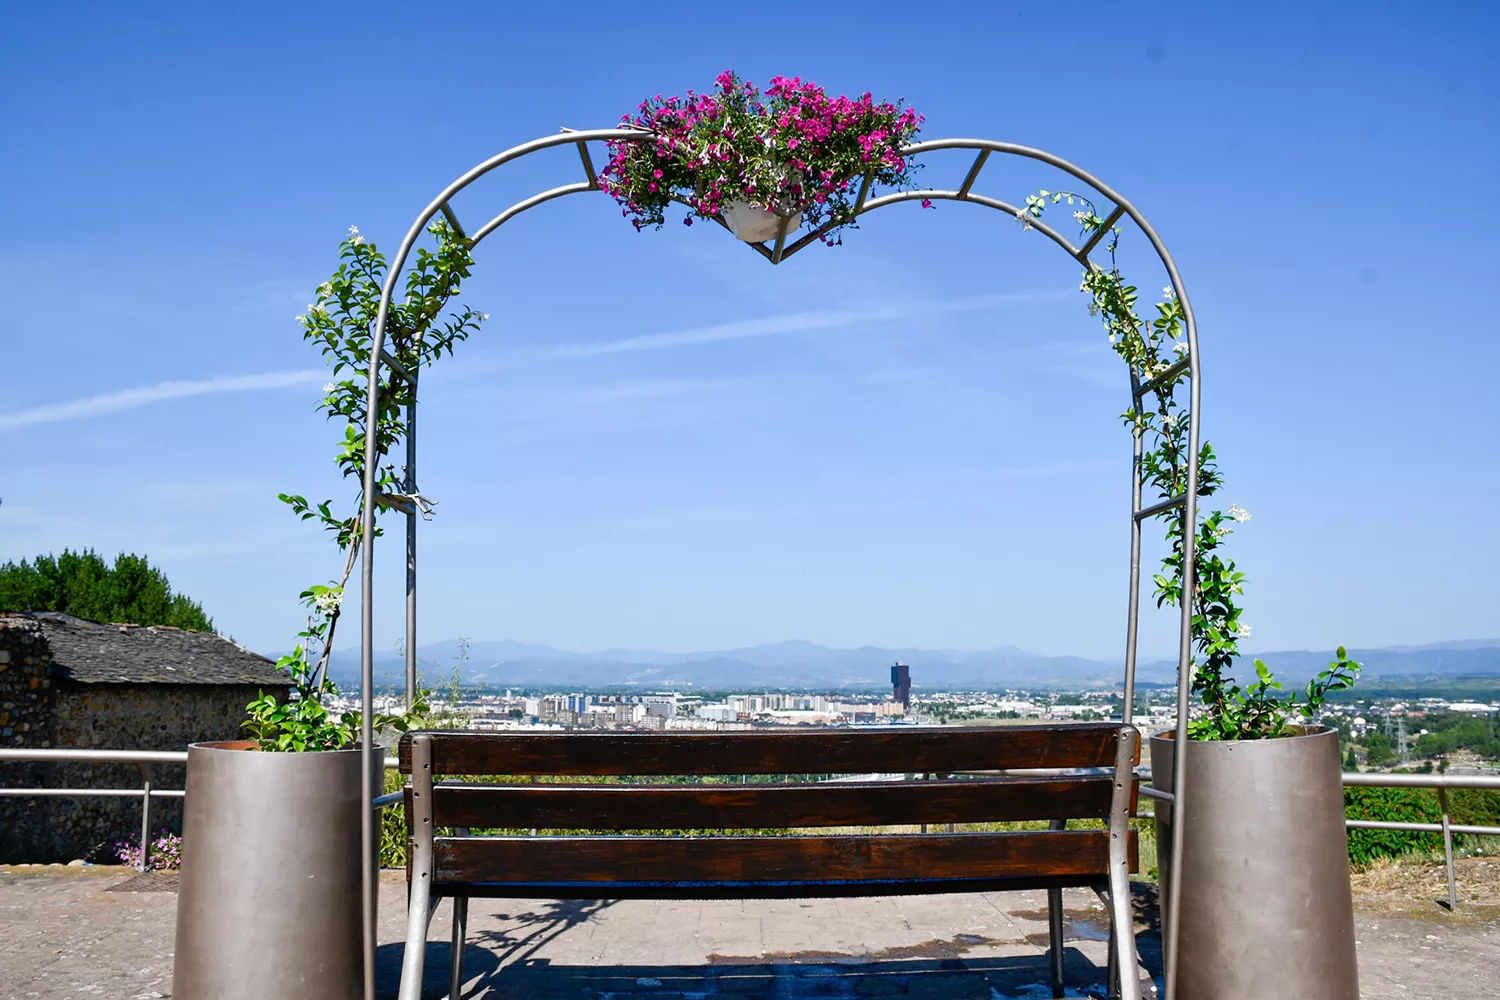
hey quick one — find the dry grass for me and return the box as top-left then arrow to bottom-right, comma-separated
1350,854 -> 1500,922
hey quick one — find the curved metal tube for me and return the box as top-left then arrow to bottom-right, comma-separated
471,181 -> 596,242
359,127 -> 653,1000
858,188 -> 1085,262
361,131 -> 1198,1000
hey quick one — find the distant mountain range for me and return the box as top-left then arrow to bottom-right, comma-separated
322,637 -> 1500,693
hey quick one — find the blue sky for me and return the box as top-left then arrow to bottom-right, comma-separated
1,2 -> 1496,661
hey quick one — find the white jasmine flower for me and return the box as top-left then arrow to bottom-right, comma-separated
480,313 -> 490,321
347,225 -> 360,237
1014,209 -> 1033,231
1087,303 -> 1100,317
323,382 -> 336,394
1162,285 -> 1176,300
296,315 -> 308,326
1229,503 -> 1251,523
314,590 -> 343,615
1073,210 -> 1087,224
317,282 -> 332,296
1236,623 -> 1252,638
1173,341 -> 1189,355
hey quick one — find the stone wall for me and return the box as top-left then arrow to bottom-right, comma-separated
0,619 -> 289,862
0,616 -> 54,748
31,683 -> 271,862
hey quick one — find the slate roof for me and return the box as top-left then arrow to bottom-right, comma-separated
3,612 -> 289,687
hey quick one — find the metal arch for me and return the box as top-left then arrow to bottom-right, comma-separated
357,131 -> 1201,1000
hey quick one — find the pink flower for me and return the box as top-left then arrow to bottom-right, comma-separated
921,199 -> 934,209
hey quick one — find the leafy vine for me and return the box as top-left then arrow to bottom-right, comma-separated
1018,192 -> 1359,739
244,221 -> 487,751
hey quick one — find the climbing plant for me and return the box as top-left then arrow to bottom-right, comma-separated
244,221 -> 487,750
1017,191 -> 1360,739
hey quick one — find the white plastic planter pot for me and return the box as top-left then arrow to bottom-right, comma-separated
721,200 -> 802,243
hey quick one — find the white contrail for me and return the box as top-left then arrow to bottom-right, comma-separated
490,288 -> 1072,370
0,289 -> 1073,430
0,370 -> 329,430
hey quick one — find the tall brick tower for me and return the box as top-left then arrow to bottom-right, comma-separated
890,661 -> 911,711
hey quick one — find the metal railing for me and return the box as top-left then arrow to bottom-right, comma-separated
0,748 -> 188,871
1340,770 -> 1500,912
0,747 -> 403,870
1140,765 -> 1500,913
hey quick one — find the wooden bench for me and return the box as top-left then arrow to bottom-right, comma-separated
396,723 -> 1142,1000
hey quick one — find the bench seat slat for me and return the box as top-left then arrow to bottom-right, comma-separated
427,874 -> 1114,899
430,776 -> 1138,830
431,830 -> 1137,885
402,723 -> 1133,776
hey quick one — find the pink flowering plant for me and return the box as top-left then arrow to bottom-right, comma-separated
600,71 -> 925,245
116,829 -> 183,870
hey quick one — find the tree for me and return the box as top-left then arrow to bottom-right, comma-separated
0,548 -> 213,631
1344,746 -> 1359,772
1363,731 -> 1394,767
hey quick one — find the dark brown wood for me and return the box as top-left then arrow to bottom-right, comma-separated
400,724 -> 1138,776
429,873 -> 1109,900
432,830 -> 1137,884
430,775 -> 1138,829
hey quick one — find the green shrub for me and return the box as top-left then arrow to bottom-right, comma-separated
1450,788 -> 1500,832
1344,786 -> 1441,865
379,768 -> 407,868
1344,786 -> 1500,865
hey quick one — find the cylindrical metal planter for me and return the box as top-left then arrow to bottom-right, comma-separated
173,741 -> 382,1000
1152,726 -> 1358,1000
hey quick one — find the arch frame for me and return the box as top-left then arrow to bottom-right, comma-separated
355,130 -> 1202,1000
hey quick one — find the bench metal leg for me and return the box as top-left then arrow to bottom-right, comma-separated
1047,819 -> 1066,998
399,735 -> 437,1000
1103,887 -> 1120,1000
449,896 -> 468,999
449,828 -> 469,999
398,871 -> 435,1000
1089,885 -> 1119,999
1047,886 -> 1066,998
1107,728 -> 1142,1000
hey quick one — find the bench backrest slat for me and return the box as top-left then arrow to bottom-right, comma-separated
432,830 -> 1138,885
400,723 -> 1133,776
429,775 -> 1137,830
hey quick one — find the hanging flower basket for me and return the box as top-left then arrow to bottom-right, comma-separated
599,72 -> 926,247
720,200 -> 803,243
